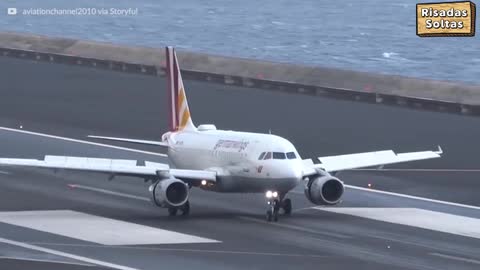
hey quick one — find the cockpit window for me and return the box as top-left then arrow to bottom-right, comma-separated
258,152 -> 266,160
286,152 -> 297,159
272,152 -> 286,159
264,152 -> 272,160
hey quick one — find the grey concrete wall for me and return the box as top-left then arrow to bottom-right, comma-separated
1,31 -> 479,114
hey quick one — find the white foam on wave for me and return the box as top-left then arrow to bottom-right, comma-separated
264,45 -> 287,50
271,21 -> 286,26
382,52 -> 398,58
372,52 -> 416,63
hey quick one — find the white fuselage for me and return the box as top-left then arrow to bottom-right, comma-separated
164,127 -> 304,194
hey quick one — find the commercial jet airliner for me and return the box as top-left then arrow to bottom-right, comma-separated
0,47 -> 443,222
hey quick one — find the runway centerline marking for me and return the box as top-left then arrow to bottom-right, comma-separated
0,126 -> 167,157
69,184 -> 149,202
291,186 -> 480,210
0,237 -> 140,270
0,210 -> 219,245
238,216 -> 351,239
0,256 -> 95,267
26,242 -> 330,258
344,185 -> 480,210
315,207 -> 480,240
430,252 -> 480,265
349,168 -> 480,172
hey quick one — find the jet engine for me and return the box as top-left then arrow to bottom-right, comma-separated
149,178 -> 189,208
304,174 -> 344,205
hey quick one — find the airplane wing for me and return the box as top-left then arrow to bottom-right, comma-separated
306,146 -> 442,174
87,135 -> 168,147
0,155 -> 216,183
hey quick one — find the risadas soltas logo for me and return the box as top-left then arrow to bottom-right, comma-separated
416,1 -> 476,37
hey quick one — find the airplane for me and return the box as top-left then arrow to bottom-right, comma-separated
0,47 -> 443,222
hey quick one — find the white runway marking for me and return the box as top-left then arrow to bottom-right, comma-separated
27,242 -> 330,258
0,237 -> 140,270
350,168 -> 480,172
430,252 -> 480,265
345,185 -> 480,210
316,207 -> 480,240
0,126 -> 167,157
238,216 -> 351,239
0,210 -> 219,245
69,184 -> 149,202
0,170 -> 10,175
0,256 -> 95,267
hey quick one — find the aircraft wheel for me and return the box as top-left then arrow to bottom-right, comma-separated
273,210 -> 279,222
168,207 -> 178,216
266,209 -> 273,222
283,198 -> 292,215
273,200 -> 280,222
180,201 -> 190,216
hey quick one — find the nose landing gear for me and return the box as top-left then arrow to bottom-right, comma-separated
265,191 -> 292,222
266,199 -> 279,222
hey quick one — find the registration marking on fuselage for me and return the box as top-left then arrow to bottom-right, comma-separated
315,207 -> 480,240
0,210 -> 219,245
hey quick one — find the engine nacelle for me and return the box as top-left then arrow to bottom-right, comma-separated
149,178 -> 189,208
304,175 -> 344,205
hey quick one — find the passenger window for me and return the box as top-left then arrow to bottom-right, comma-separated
286,152 -> 297,159
258,152 -> 266,160
264,152 -> 272,160
273,152 -> 286,159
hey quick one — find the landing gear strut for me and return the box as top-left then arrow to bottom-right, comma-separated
168,201 -> 190,216
265,191 -> 292,222
266,199 -> 279,222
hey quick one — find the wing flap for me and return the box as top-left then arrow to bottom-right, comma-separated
315,147 -> 442,172
170,169 -> 217,181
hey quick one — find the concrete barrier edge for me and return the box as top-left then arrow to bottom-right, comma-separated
0,34 -> 478,116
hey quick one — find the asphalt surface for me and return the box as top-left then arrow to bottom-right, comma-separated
0,56 -> 479,270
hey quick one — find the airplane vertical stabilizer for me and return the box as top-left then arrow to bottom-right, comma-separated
165,46 -> 196,132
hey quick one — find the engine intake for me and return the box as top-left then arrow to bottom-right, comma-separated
149,178 -> 189,208
304,175 -> 344,205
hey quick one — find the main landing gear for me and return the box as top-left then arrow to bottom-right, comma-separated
168,201 -> 190,216
265,191 -> 292,222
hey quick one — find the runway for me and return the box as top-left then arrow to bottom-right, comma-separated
0,56 -> 479,269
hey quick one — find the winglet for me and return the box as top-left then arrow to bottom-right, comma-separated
435,145 -> 443,155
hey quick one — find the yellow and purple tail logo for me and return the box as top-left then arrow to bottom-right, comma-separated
165,47 -> 196,132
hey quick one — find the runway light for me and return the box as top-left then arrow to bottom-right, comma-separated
368,183 -> 372,188
201,180 -> 207,186
272,191 -> 278,198
266,190 -> 273,198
